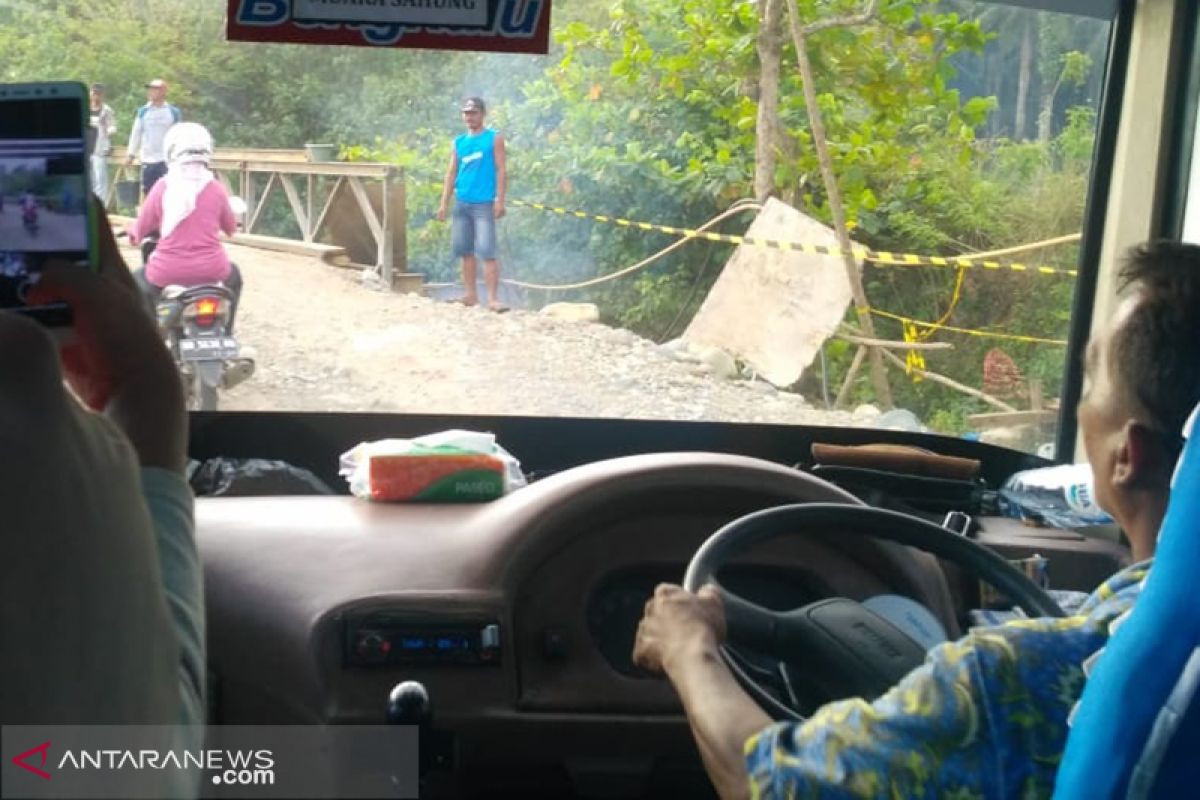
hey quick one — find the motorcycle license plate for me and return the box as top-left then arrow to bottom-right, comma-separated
178,337 -> 239,361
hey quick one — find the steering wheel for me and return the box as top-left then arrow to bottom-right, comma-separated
683,503 -> 1066,720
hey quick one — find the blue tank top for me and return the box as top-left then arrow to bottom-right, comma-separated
454,128 -> 497,204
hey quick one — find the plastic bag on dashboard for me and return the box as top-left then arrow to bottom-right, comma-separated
188,458 -> 335,496
339,429 -> 527,503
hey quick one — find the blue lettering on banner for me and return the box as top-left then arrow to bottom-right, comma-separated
499,0 -> 542,37
294,19 -> 343,31
237,0 -> 288,25
361,23 -> 410,45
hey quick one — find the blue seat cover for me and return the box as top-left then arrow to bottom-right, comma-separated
1054,404 -> 1200,799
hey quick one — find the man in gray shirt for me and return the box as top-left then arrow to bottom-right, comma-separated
126,78 -> 181,196
88,83 -> 117,201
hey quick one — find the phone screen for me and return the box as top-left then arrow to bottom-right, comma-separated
0,88 -> 91,323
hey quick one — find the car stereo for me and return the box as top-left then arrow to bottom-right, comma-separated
345,616 -> 501,667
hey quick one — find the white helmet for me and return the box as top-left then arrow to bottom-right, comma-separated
163,122 -> 214,167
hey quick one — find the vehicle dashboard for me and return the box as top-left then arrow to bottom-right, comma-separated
197,449 -> 1127,797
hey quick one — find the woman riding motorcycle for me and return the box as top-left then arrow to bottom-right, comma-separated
126,122 -> 242,324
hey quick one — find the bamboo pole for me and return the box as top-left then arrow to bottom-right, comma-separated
836,333 -> 953,351
835,345 -> 869,409
785,0 -> 892,409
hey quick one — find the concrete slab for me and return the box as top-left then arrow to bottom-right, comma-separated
682,198 -> 854,387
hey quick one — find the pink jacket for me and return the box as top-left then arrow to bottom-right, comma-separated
130,180 -> 236,288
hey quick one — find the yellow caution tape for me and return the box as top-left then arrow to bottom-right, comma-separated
869,308 -> 1068,346
509,199 -> 1079,278
902,319 -> 926,381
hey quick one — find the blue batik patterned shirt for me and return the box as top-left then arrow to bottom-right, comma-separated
745,561 -> 1151,799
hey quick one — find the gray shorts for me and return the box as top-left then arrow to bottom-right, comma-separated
451,201 -> 497,260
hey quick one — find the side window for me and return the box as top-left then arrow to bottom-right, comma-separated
1183,90 -> 1200,243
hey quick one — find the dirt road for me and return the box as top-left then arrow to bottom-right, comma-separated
124,240 -> 860,426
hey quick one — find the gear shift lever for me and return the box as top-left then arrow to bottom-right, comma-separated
388,681 -> 431,727
388,681 -> 437,780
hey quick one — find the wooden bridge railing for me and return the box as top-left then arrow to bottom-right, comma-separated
105,147 -> 406,285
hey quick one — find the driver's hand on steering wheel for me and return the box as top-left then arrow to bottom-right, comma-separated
632,584 -> 726,676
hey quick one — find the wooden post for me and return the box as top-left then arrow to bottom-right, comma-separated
836,333 -> 953,351
835,345 -> 868,409
393,168 -> 407,275
243,172 -> 256,234
278,175 -> 310,242
380,168 -> 394,286
1029,378 -> 1044,411
785,0 -> 892,409
306,175 -> 315,242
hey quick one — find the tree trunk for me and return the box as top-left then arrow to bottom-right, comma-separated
1015,14 -> 1034,140
987,52 -> 1002,138
1038,74 -> 1062,142
784,0 -> 892,409
754,0 -> 785,201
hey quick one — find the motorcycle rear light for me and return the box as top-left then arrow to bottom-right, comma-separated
183,296 -> 229,328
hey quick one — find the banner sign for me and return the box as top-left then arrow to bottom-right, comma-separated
226,0 -> 551,54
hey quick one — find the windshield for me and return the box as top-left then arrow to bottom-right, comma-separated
0,0 -> 1115,456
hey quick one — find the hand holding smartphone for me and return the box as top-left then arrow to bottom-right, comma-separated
0,81 -> 98,326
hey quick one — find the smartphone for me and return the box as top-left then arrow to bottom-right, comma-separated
0,81 -> 98,325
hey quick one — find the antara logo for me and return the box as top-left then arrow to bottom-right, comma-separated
12,741 -> 53,780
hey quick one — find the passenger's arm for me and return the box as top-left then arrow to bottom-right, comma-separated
12,200 -> 201,755
141,466 -> 205,732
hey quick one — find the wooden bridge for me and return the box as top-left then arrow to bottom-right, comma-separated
104,147 -> 420,291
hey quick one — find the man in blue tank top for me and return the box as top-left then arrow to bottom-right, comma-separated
437,97 -> 508,311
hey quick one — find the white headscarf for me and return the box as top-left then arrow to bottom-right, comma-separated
160,122 -> 215,239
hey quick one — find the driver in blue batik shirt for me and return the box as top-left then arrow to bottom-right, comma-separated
633,242 -> 1200,799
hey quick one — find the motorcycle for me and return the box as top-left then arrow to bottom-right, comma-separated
22,206 -> 38,236
130,206 -> 255,411
154,280 -> 254,410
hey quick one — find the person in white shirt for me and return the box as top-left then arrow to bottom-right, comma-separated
126,78 -> 182,196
